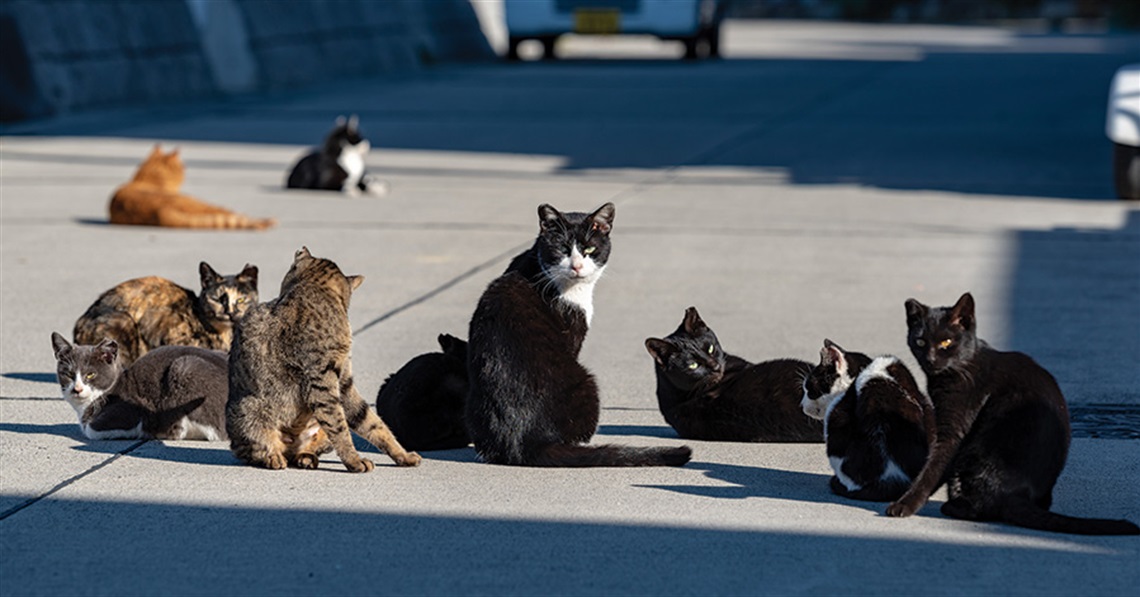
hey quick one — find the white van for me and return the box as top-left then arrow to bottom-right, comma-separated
504,0 -> 726,61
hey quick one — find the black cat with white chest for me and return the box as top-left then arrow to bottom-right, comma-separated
886,293 -> 1139,535
645,307 -> 823,442
801,339 -> 934,502
286,115 -> 387,196
465,202 -> 692,467
51,332 -> 228,441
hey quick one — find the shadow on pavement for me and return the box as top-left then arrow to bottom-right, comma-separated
0,498 -> 1132,595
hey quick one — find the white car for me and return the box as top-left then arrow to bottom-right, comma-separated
1107,63 -> 1140,200
505,0 -> 726,61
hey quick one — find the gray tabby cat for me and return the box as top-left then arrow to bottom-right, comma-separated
51,332 -> 228,441
226,247 -> 420,472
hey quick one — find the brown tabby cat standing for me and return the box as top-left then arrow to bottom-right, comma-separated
74,262 -> 259,367
226,247 -> 420,472
109,145 -> 276,230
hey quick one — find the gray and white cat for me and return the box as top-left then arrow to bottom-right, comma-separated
51,332 -> 228,441
285,115 -> 388,197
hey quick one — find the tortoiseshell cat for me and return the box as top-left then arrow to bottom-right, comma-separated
74,262 -> 259,367
801,339 -> 934,502
886,293 -> 1139,535
109,145 -> 276,229
466,203 -> 691,467
376,333 -> 470,451
227,247 -> 420,472
645,306 -> 823,442
52,333 -> 228,441
286,115 -> 388,196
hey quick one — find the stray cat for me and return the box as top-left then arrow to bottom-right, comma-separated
226,247 -> 420,472
376,333 -> 470,452
801,339 -> 935,502
286,115 -> 388,196
51,332 -> 228,441
73,262 -> 259,367
466,203 -> 691,467
109,145 -> 276,229
645,306 -> 823,442
886,293 -> 1139,535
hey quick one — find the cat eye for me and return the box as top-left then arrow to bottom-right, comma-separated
688,362 -> 699,370
915,339 -> 927,347
938,339 -> 954,350
84,373 -> 95,380
707,345 -> 714,355
583,247 -> 596,255
236,298 -> 246,304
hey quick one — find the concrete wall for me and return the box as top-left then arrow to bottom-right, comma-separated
0,0 -> 494,122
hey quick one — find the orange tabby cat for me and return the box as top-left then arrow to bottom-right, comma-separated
109,146 -> 276,230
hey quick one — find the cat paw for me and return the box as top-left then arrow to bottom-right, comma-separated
394,451 -> 422,467
263,453 -> 288,470
294,453 -> 320,470
885,499 -> 919,517
344,458 -> 375,473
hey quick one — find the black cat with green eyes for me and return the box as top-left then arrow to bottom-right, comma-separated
645,307 -> 823,442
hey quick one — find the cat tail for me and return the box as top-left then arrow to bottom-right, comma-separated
1000,496 -> 1140,536
530,443 -> 692,468
159,210 -> 277,230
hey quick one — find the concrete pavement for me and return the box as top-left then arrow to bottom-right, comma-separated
2,21 -> 1138,596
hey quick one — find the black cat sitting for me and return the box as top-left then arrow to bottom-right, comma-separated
886,292 -> 1139,535
286,115 -> 388,196
465,202 -> 691,467
376,334 -> 470,452
645,306 -> 823,442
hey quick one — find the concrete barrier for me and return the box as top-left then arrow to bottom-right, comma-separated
0,0 -> 494,122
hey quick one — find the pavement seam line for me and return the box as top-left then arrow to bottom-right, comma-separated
0,439 -> 148,522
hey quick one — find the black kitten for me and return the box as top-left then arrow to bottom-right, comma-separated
376,333 -> 470,451
645,306 -> 823,442
51,332 -> 228,441
886,293 -> 1139,535
802,339 -> 934,502
466,202 -> 691,467
286,115 -> 387,196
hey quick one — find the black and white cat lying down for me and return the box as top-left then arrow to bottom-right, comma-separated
51,333 -> 228,441
286,115 -> 388,197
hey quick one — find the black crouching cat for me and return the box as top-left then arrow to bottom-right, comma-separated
286,115 -> 388,196
51,332 -> 228,441
645,306 -> 823,442
801,339 -> 935,502
466,202 -> 691,467
886,293 -> 1139,535
376,333 -> 470,451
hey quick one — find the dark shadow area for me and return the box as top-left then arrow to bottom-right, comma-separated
0,422 -> 83,441
640,460 -> 866,509
6,31 -> 1138,201
1,372 -> 56,384
597,423 -> 678,438
1007,209 -> 1140,404
0,498 -> 1133,595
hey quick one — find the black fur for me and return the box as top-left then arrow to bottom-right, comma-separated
376,334 -> 470,451
286,115 -> 383,194
465,202 -> 691,467
803,340 -> 935,502
886,293 -> 1139,535
645,306 -> 823,442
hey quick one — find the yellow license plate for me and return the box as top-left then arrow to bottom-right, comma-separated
575,9 -> 621,34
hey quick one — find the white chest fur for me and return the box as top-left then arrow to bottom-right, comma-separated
337,142 -> 368,191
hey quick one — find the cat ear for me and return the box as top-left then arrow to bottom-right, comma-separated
347,275 -> 364,291
682,306 -> 707,334
335,115 -> 346,127
347,114 -> 359,131
438,333 -> 465,357
96,339 -> 118,365
904,298 -> 928,324
589,202 -> 615,235
169,147 -> 180,158
645,338 -> 675,365
949,292 -> 976,330
51,332 -> 72,359
820,341 -> 844,367
149,144 -> 162,157
199,262 -> 223,287
537,204 -> 563,231
238,264 -> 259,286
295,247 -> 313,263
